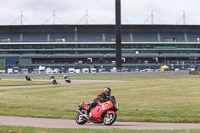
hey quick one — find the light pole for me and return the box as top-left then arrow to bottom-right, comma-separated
115,0 -> 122,72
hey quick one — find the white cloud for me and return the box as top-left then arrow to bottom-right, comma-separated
0,0 -> 200,25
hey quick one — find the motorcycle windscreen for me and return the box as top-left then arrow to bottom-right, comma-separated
81,103 -> 89,110
110,96 -> 116,102
102,101 -> 114,109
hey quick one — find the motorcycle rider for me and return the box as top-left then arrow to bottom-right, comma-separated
64,75 -> 71,83
49,75 -> 57,85
25,75 -> 31,81
86,87 -> 111,115
49,75 -> 55,80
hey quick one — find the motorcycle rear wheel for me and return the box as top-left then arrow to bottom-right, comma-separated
76,113 -> 87,125
103,113 -> 117,125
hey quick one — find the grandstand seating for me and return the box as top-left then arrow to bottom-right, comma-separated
131,32 -> 158,42
77,32 -> 102,42
122,32 -> 131,42
105,32 -> 115,42
1,25 -> 200,66
0,33 -> 20,42
1,31 -> 200,43
159,32 -> 185,42
23,32 -> 47,42
106,32 -> 134,42
186,32 -> 200,42
50,32 -> 75,42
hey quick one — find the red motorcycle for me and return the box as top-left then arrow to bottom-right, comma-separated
76,96 -> 119,125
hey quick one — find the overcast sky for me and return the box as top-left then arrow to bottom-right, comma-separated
0,0 -> 200,25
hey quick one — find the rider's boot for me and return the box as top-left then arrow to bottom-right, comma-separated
86,105 -> 91,116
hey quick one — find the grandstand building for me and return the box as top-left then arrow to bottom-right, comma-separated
0,24 -> 200,71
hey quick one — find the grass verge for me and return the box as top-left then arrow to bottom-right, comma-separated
0,126 -> 200,133
0,76 -> 200,123
0,80 -> 52,86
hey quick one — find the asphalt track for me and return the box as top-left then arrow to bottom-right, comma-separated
1,116 -> 200,130
1,79 -> 200,130
0,79 -> 119,90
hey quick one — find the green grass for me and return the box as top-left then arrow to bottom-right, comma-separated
0,76 -> 200,123
0,80 -> 52,86
0,126 -> 200,133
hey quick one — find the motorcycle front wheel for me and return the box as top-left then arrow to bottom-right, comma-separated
103,113 -> 117,125
76,113 -> 87,125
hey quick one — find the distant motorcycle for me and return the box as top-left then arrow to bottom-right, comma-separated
25,75 -> 31,81
64,75 -> 71,84
76,96 -> 119,125
50,78 -> 57,85
65,78 -> 71,84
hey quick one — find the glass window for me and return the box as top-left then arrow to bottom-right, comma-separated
0,45 -> 10,49
176,44 -> 186,48
21,51 -> 35,54
33,45 -> 42,49
99,50 -> 114,54
54,51 -> 66,54
55,44 -> 65,48
66,51 -> 75,54
22,45 -> 32,49
123,44 -> 132,49
143,44 -> 154,48
165,44 -> 176,48
66,44 -> 75,49
44,44 -> 53,49
10,51 -> 20,54
87,51 -> 98,54
88,44 -> 97,48
136,44 -> 143,48
77,51 -> 87,54
77,44 -> 88,48
122,50 -> 133,54
20,59 -> 32,64
155,44 -> 164,48
131,44 -> 136,48
11,45 -> 21,49
0,51 -> 8,54
187,44 -> 197,48
110,44 -> 115,48
99,44 -> 109,48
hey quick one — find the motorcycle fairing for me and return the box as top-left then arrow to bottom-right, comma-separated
89,105 -> 105,122
89,100 -> 114,122
107,110 -> 116,115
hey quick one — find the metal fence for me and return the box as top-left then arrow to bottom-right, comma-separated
0,71 -> 189,78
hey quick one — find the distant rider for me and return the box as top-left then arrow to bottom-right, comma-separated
49,75 -> 55,80
87,87 -> 111,115
25,75 -> 31,81
64,75 -> 71,83
49,75 -> 57,85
